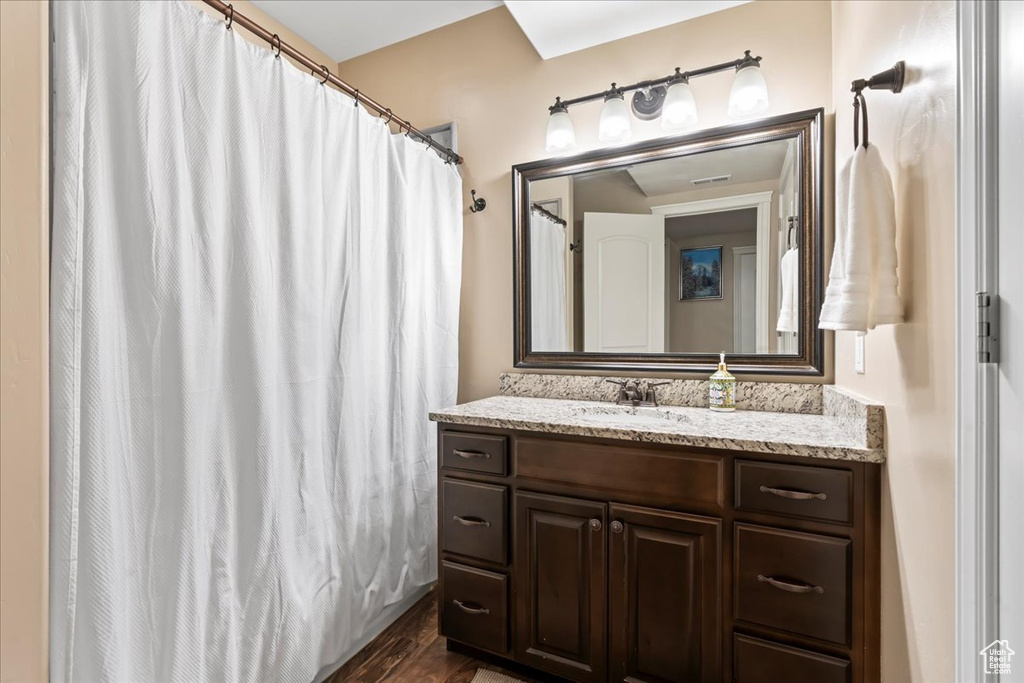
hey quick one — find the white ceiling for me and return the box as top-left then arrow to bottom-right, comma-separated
250,1 -> 502,63
251,1 -> 751,64
626,139 -> 793,197
503,1 -> 752,59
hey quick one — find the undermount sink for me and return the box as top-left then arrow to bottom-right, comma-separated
571,405 -> 690,427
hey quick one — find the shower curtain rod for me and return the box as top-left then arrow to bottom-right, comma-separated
531,203 -> 567,227
201,0 -> 463,165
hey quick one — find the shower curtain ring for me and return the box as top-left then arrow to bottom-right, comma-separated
271,34 -> 281,59
225,3 -> 234,30
353,90 -> 360,107
315,64 -> 330,84
383,108 -> 394,125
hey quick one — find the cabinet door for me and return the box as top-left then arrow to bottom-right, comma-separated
608,504 -> 722,683
514,491 -> 607,682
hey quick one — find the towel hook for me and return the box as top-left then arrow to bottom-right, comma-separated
469,190 -> 487,213
786,216 -> 798,250
850,61 -> 903,150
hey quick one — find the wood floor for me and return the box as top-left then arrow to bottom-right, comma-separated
323,588 -> 539,683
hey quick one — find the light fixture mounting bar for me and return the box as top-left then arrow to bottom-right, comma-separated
554,51 -> 761,109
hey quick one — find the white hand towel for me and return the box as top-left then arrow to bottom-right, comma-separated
819,156 -> 853,328
819,144 -> 903,331
776,247 -> 799,333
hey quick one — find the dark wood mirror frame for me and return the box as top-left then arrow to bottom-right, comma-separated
512,108 -> 825,376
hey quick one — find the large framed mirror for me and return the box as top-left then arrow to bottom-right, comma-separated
513,108 -> 824,375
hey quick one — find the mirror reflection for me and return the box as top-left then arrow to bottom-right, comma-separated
529,137 -> 801,355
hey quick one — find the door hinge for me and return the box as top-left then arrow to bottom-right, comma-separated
977,292 -> 1000,364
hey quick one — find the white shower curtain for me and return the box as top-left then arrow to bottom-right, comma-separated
49,2 -> 462,681
529,212 -> 569,352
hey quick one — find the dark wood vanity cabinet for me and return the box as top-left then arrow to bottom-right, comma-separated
436,424 -> 880,683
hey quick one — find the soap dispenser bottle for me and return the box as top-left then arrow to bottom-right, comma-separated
709,352 -> 736,412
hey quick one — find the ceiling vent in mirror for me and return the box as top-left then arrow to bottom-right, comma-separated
691,174 -> 732,186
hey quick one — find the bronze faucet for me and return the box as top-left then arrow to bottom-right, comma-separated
605,379 -> 671,407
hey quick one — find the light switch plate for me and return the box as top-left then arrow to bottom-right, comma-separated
855,333 -> 865,374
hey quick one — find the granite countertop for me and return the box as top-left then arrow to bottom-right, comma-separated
429,395 -> 885,463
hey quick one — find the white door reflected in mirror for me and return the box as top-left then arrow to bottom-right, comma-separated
583,212 -> 665,353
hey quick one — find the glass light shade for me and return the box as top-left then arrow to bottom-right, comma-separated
661,80 -> 698,130
728,64 -> 770,118
598,95 -> 632,143
545,110 -> 576,152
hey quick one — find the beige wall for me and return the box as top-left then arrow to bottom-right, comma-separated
0,3 -> 333,680
831,2 -> 957,681
338,1 -> 834,401
0,2 -> 48,680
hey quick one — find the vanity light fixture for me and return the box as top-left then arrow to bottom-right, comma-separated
544,50 -> 768,152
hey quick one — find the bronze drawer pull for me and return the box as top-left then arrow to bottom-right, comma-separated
757,574 -> 825,594
452,515 -> 491,527
452,599 -> 490,615
759,485 -> 827,501
452,449 -> 490,459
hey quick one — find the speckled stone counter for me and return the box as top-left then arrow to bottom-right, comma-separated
430,386 -> 885,463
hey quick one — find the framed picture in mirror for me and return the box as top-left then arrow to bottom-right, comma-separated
679,246 -> 724,301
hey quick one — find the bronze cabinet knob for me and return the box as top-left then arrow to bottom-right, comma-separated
611,521 -> 624,534
589,518 -> 602,532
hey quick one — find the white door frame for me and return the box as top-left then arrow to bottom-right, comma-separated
651,191 -> 773,353
955,1 -> 1001,680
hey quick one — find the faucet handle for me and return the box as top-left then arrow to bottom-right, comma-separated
605,379 -> 629,403
644,381 -> 672,406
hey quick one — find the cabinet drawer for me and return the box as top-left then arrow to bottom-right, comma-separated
516,437 -> 724,508
442,479 -> 507,565
734,634 -> 850,683
736,460 -> 852,524
734,524 -> 851,645
441,561 -> 508,655
441,432 -> 507,476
